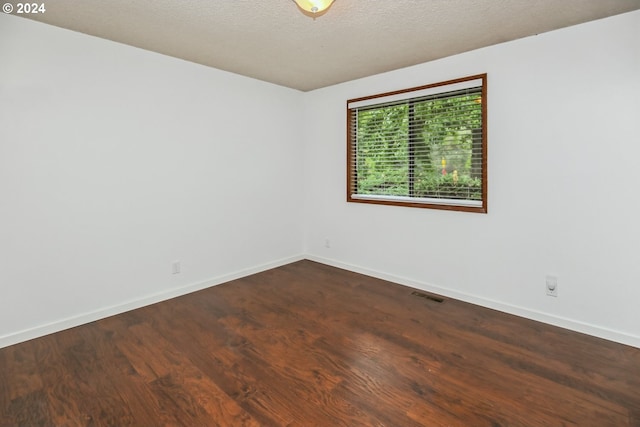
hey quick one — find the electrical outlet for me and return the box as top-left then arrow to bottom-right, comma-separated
546,275 -> 558,297
172,261 -> 181,275
324,238 -> 331,248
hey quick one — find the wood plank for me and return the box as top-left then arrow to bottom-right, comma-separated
30,332 -> 87,427
117,322 -> 261,426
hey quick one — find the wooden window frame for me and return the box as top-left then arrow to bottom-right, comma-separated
347,74 -> 488,213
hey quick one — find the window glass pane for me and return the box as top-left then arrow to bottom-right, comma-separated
356,104 -> 408,196
412,91 -> 482,201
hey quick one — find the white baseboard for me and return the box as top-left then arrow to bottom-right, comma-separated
305,254 -> 640,349
3,253 -> 638,350
0,254 -> 304,349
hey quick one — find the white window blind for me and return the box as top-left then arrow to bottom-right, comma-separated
347,74 -> 487,213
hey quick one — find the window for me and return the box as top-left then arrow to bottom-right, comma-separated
347,74 -> 487,213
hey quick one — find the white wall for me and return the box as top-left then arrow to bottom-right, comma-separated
0,14 -> 304,346
304,11 -> 640,347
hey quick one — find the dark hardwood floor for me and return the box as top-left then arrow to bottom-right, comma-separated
1,260 -> 638,426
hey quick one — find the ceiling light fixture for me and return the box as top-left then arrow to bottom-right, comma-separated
292,0 -> 335,16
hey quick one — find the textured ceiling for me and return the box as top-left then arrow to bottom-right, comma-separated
15,0 -> 640,91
